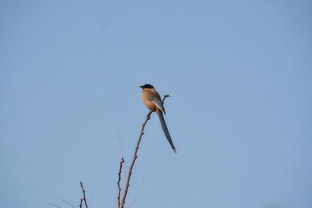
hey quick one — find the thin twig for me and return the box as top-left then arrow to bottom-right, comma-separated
117,133 -> 125,158
119,95 -> 170,208
48,203 -> 62,208
80,181 -> 89,208
161,94 -> 170,105
127,178 -> 145,208
117,157 -> 125,208
57,198 -> 76,208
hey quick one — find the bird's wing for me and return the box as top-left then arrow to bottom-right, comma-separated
150,97 -> 166,115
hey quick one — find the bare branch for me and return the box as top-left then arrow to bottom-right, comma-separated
79,181 -> 89,208
117,157 -> 125,207
79,198 -> 83,208
119,95 -> 170,208
119,110 -> 152,208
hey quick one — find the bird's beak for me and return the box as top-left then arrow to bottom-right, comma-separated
140,85 -> 144,89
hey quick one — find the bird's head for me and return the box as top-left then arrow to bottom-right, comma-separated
140,84 -> 154,89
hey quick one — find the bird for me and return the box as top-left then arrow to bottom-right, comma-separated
140,84 -> 176,153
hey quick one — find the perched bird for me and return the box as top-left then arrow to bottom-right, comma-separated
140,84 -> 176,153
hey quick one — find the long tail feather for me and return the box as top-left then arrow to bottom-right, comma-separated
157,111 -> 176,153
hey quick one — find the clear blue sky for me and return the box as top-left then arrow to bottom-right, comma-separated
1,0 -> 311,208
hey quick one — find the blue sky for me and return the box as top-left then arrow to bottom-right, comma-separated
1,0 -> 311,208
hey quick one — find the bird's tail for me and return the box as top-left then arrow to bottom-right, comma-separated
157,111 -> 176,153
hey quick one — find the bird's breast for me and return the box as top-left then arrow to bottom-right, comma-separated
142,93 -> 157,111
